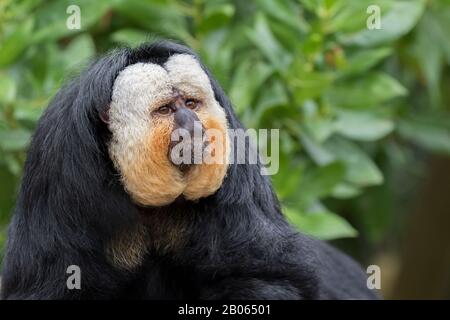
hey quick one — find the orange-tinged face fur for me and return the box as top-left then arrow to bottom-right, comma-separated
108,54 -> 229,207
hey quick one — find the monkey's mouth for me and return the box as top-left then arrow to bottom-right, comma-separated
168,134 -> 210,173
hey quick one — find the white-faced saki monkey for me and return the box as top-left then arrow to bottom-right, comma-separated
0,41 -> 379,300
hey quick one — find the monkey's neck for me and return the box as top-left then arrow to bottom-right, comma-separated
105,202 -> 191,270
138,204 -> 194,254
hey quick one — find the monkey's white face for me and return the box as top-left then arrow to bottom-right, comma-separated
107,54 -> 230,206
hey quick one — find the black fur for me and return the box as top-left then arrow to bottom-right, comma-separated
0,41 -> 379,300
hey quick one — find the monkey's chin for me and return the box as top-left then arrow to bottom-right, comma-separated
121,131 -> 229,208
130,162 -> 227,209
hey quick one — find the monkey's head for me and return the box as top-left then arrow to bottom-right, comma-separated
14,40 -> 255,241
8,40 -> 266,276
104,54 -> 230,207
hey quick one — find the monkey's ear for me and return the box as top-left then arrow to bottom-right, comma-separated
100,106 -> 110,123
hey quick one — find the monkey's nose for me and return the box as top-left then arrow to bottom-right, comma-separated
173,108 -> 201,135
169,108 -> 205,172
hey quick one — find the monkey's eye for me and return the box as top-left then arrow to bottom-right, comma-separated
156,104 -> 172,115
185,99 -> 200,110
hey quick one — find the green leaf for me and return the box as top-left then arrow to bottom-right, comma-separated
334,110 -> 394,141
284,207 -> 358,240
202,32 -> 234,89
298,129 -> 335,165
33,0 -> 114,42
432,7 -> 450,63
295,161 -> 346,207
272,156 -> 304,200
14,99 -> 46,123
114,0 -> 189,42
299,100 -> 335,142
325,137 -> 383,187
331,182 -> 362,199
325,72 -> 407,109
343,0 -> 426,47
0,129 -> 32,151
398,116 -> 450,155
229,59 -> 273,114
3,154 -> 22,176
339,47 -> 392,77
63,34 -> 95,72
0,19 -> 34,67
324,1 -> 393,34
298,0 -> 319,12
290,70 -> 335,103
255,0 -> 308,33
356,182 -> 393,242
303,117 -> 335,143
197,3 -> 235,33
111,29 -> 149,47
413,12 -> 445,108
246,80 -> 288,128
246,13 -> 291,70
0,77 -> 17,104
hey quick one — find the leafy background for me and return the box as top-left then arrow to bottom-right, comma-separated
1,0 -> 450,298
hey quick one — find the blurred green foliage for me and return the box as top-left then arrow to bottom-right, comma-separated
1,0 -> 450,259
